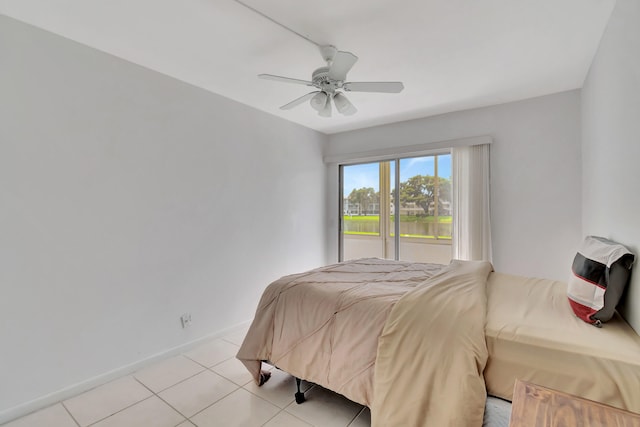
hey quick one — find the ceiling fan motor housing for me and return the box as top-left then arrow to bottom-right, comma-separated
312,66 -> 341,93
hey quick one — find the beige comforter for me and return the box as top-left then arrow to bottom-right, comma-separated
237,258 -> 493,426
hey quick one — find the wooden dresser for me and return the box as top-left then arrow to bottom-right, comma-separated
509,380 -> 640,427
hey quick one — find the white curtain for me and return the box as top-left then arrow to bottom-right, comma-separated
452,144 -> 492,261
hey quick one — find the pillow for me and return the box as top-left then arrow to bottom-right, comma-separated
567,236 -> 635,326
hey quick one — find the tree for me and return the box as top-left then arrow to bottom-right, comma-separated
437,177 -> 452,212
399,175 -> 451,215
399,175 -> 431,213
348,187 -> 379,215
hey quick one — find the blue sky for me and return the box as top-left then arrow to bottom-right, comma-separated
343,155 -> 452,195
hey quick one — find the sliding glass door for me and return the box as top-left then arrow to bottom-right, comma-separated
340,153 -> 452,263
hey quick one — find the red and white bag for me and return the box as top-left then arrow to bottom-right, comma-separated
567,236 -> 635,326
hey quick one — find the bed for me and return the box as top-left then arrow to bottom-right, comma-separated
485,272 -> 640,414
237,258 -> 640,426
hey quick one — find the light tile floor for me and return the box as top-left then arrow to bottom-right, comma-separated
2,327 -> 370,427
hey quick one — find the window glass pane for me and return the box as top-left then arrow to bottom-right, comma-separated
398,156 -> 433,238
437,154 -> 452,239
342,163 -> 380,236
397,154 -> 452,239
341,162 -> 383,261
389,161 -> 395,238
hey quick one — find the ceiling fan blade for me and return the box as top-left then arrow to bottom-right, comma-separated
328,51 -> 358,81
343,81 -> 405,93
280,91 -> 320,110
259,74 -> 314,86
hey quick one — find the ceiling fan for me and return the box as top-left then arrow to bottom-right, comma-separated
259,45 -> 404,117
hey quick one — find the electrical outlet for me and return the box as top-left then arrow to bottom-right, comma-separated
180,313 -> 192,328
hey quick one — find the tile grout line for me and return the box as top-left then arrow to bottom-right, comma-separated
227,387 -> 291,426
174,349 -> 253,421
181,348 -> 239,371
136,363 -> 207,394
60,401 -> 82,427
258,407 -> 285,427
186,383 -> 286,425
135,339 -> 242,423
209,372 -> 255,389
220,337 -> 243,346
85,351 -> 244,424
346,406 -> 366,427
134,349 -> 240,396
184,385 -> 241,421
6,337 -> 248,427
84,394 -> 155,427
82,361 -> 215,426
262,407 -> 313,427
132,377 -> 191,423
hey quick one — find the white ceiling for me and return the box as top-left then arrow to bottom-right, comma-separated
0,0 -> 615,134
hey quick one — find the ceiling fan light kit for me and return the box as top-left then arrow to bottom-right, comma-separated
333,92 -> 357,116
318,95 -> 332,117
258,45 -> 404,118
310,91 -> 328,112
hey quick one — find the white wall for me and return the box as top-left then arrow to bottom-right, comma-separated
581,0 -> 640,333
0,16 -> 327,420
326,91 -> 582,281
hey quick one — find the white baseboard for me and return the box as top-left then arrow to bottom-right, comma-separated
0,320 -> 251,425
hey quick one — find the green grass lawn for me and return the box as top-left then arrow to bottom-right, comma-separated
343,215 -> 452,239
343,215 -> 452,223
342,215 -> 380,222
344,231 -> 452,238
